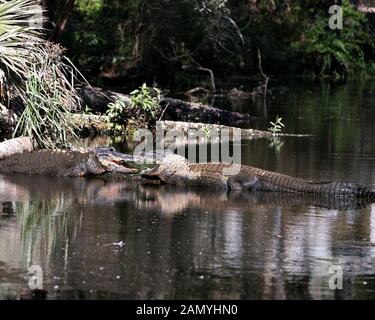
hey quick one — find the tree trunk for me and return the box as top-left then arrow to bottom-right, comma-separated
49,0 -> 76,42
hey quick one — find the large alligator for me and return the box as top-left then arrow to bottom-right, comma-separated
141,154 -> 374,198
0,147 -> 138,177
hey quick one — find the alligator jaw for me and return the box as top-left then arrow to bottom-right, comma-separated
141,166 -> 163,180
105,162 -> 139,174
95,148 -> 139,174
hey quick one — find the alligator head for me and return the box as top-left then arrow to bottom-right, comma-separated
94,147 -> 139,174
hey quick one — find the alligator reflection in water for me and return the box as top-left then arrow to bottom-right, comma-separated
1,174 -> 375,299
134,184 -> 372,213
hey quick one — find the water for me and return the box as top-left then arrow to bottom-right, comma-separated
1,80 -> 375,300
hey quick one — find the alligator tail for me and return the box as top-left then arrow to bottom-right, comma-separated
312,181 -> 371,198
258,171 -> 370,198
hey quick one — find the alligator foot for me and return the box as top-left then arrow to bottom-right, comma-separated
227,174 -> 260,191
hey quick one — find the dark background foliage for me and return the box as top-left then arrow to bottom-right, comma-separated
42,0 -> 375,89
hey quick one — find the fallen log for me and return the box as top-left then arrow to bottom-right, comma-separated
160,97 -> 252,126
78,86 -> 253,126
0,136 -> 34,160
159,120 -> 311,139
154,120 -> 311,147
78,86 -> 129,114
68,113 -> 111,136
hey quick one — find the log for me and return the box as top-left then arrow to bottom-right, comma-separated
159,120 -> 270,141
0,137 -> 34,160
78,86 -> 253,126
68,113 -> 111,136
160,98 -> 252,126
78,86 -> 130,113
158,121 -> 311,146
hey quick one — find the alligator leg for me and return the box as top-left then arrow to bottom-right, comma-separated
141,166 -> 162,180
227,174 -> 260,191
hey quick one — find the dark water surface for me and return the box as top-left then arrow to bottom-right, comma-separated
1,81 -> 375,300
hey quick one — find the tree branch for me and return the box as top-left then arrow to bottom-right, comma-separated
49,0 -> 76,42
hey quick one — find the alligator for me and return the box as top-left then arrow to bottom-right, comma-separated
0,147 -> 138,177
141,154 -> 374,198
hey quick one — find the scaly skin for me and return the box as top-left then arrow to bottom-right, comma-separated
141,154 -> 372,198
0,148 -> 138,177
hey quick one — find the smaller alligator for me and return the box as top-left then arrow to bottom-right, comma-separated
141,154 -> 374,198
0,147 -> 138,177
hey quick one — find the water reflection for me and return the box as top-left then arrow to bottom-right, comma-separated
2,81 -> 375,300
0,173 -> 375,299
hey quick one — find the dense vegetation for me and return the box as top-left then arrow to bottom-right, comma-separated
44,0 -> 375,88
1,0 -> 375,147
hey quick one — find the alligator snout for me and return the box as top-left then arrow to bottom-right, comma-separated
94,148 -> 139,174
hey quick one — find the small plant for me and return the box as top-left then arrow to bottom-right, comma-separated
106,83 -> 162,134
202,127 -> 211,139
14,65 -> 78,149
268,115 -> 285,135
84,105 -> 94,115
130,83 -> 161,120
106,97 -> 128,134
